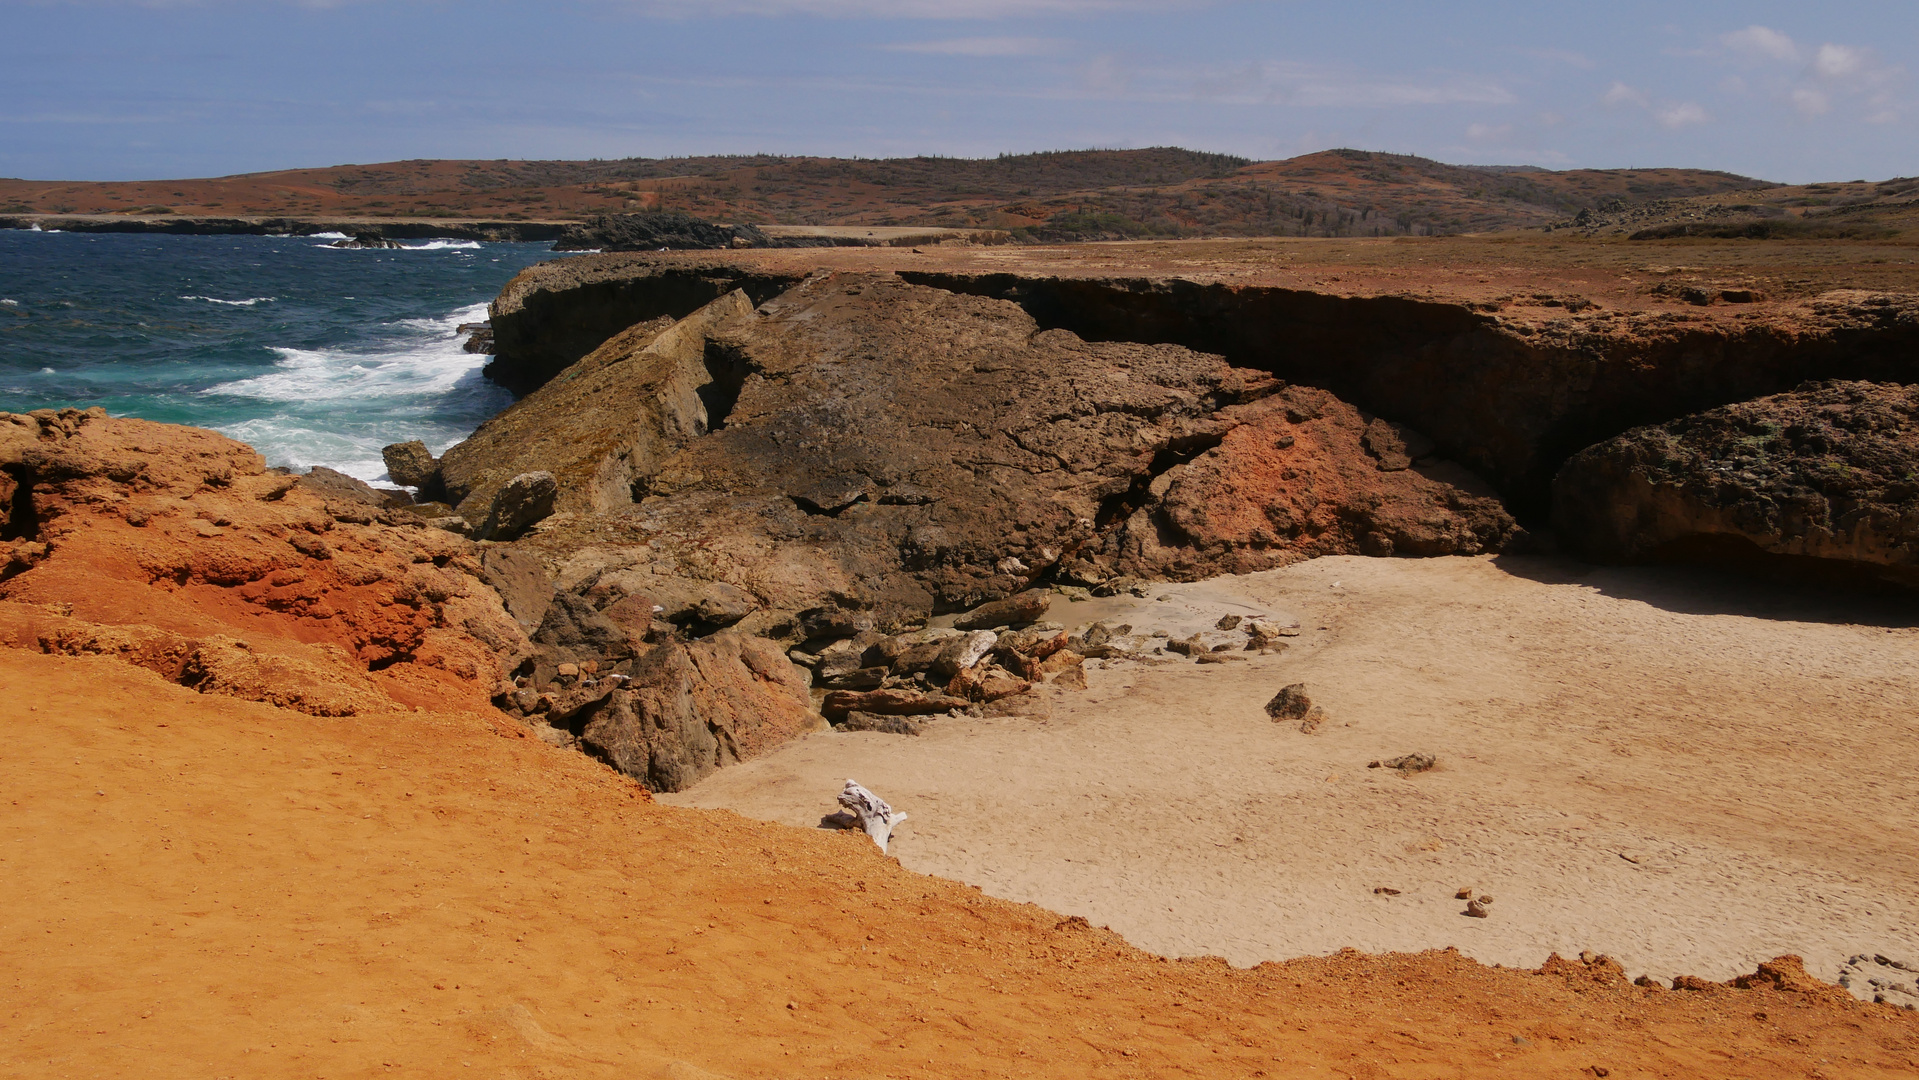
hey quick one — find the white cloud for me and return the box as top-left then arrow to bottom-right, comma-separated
1601,81 -> 1648,108
1656,101 -> 1711,129
1465,122 -> 1512,143
1791,87 -> 1830,116
1723,25 -> 1799,63
1812,43 -> 1868,80
883,37 -> 1060,56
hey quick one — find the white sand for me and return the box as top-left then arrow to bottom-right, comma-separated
663,555 -> 1919,987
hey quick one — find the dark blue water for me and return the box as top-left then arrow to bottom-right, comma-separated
0,229 -> 566,481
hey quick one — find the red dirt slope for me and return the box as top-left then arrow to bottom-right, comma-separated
6,648 -> 1918,1079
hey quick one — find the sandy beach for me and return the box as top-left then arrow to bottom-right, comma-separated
665,554 -> 1919,990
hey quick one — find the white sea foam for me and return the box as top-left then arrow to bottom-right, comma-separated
40,367 -> 56,374
1,298 -> 17,306
406,240 -> 483,250
310,231 -> 350,240
206,301 -> 506,481
181,295 -> 276,307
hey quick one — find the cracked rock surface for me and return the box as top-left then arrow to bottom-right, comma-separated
467,271 -> 1513,634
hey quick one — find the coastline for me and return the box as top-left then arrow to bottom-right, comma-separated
0,213 -> 573,242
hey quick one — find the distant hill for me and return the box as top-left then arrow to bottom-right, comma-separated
0,148 -> 1804,239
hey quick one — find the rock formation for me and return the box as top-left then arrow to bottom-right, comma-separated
487,254 -> 1919,514
1552,380 -> 1919,585
443,271 -> 1513,644
0,408 -> 528,716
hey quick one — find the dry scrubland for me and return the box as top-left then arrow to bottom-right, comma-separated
5,146 -> 1914,240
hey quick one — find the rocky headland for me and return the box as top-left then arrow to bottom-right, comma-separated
6,236 -> 1919,1078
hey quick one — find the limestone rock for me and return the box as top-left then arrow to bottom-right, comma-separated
1552,380 -> 1919,585
382,440 -> 441,490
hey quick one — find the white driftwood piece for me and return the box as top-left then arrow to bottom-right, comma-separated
838,779 -> 908,853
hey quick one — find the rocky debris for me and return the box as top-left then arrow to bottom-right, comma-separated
329,232 -> 404,249
951,590 -> 1049,631
820,687 -> 969,720
479,471 -> 558,541
1371,753 -> 1437,774
1263,683 -> 1328,733
0,409 -> 530,716
1553,380 -> 1919,586
838,711 -> 922,736
1837,954 -> 1919,1009
445,271 -> 1518,639
553,212 -> 774,253
560,632 -> 824,793
1465,895 -> 1494,918
381,440 -> 442,493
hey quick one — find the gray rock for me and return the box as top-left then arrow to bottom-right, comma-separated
483,470 -> 558,539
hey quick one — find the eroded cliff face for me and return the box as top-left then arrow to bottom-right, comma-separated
486,254 -> 1919,517
484,257 -> 804,395
903,274 -> 1919,514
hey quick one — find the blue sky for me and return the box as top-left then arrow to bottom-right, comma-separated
2,1 -> 1913,182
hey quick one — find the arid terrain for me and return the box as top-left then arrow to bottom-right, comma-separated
6,147 -> 1916,241
6,216 -> 1919,1078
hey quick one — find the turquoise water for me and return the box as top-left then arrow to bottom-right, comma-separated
0,229 -> 565,482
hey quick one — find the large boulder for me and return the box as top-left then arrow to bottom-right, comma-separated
445,271 -> 1517,633
381,440 -> 441,490
572,632 -> 825,792
1552,380 -> 1919,584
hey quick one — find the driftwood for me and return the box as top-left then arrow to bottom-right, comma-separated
836,779 -> 908,853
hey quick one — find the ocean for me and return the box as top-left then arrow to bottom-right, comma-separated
0,229 -> 568,483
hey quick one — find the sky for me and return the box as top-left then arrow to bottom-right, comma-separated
2,1 -> 1914,183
